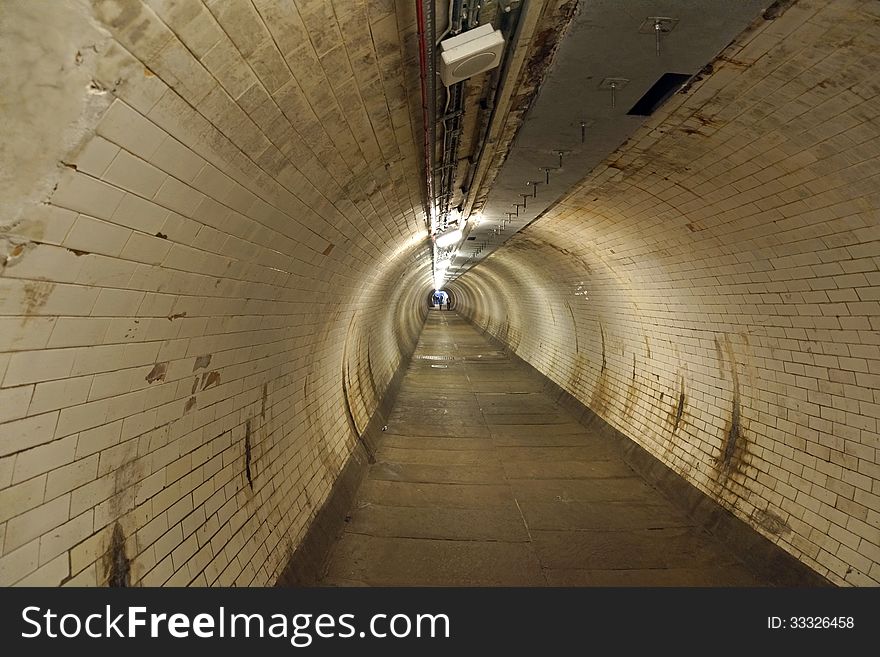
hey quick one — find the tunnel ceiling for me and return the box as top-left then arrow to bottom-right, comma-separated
448,0 -> 775,281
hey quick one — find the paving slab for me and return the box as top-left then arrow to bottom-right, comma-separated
380,435 -> 495,451
544,566 -> 762,586
489,423 -> 588,437
516,500 -> 695,531
495,445 -> 620,463
346,504 -> 529,542
503,459 -> 636,479
356,479 -> 515,509
531,527 -> 742,570
370,461 -> 508,484
323,534 -> 546,586
376,446 -> 500,465
508,477 -> 661,503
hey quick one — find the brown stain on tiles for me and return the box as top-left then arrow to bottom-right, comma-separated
22,281 -> 53,316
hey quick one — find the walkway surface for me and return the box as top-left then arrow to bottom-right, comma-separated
319,312 -> 765,586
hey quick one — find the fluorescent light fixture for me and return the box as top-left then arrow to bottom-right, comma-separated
435,229 -> 463,248
436,259 -> 452,270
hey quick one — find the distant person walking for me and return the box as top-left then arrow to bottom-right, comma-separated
445,298 -> 451,311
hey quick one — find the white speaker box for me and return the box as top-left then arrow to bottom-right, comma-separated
439,24 -> 505,86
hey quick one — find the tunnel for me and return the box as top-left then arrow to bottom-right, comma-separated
0,0 -> 877,590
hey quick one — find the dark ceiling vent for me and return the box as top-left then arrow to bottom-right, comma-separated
627,73 -> 691,116
467,236 -> 476,240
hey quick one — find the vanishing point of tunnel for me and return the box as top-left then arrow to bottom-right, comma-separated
0,0 -> 878,588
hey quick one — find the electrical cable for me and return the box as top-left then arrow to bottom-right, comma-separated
436,0 -> 455,45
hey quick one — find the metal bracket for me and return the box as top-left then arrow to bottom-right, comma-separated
552,149 -> 570,169
638,16 -> 678,33
539,166 -> 557,184
639,17 -> 678,56
599,77 -> 629,108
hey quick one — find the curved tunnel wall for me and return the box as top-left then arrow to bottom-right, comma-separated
0,1 -> 430,585
452,0 -> 880,586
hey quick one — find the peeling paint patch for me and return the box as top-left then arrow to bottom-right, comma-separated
87,79 -> 107,95
183,396 -> 196,414
193,354 -> 212,371
763,0 -> 796,20
679,63 -> 714,95
202,370 -> 221,389
145,362 -> 167,383
167,311 -> 186,321
322,243 -> 335,256
261,382 -> 268,418
1,239 -> 33,270
155,232 -> 168,239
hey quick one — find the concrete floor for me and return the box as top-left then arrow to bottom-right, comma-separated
319,311 -> 765,586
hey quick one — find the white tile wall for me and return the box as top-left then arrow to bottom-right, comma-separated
1,0 -> 429,586
453,0 -> 880,586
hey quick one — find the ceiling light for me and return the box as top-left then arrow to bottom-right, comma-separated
435,229 -> 463,248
